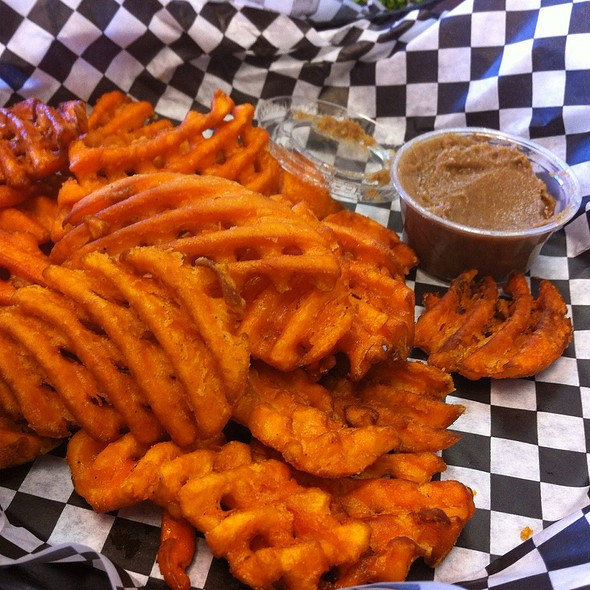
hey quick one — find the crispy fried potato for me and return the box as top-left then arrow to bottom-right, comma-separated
457,273 -> 533,378
172,442 -> 370,589
82,251 -> 244,437
52,173 -> 342,294
121,247 -> 249,405
276,150 -> 342,219
0,229 -> 50,304
0,91 -> 476,590
66,418 -> 472,590
103,435 -> 471,590
324,359 -> 463,453
0,416 -> 62,469
337,261 -> 415,379
415,271 -> 573,379
54,90 -> 280,238
233,363 -> 399,478
416,270 -> 499,371
0,307 -> 124,442
44,264 -> 201,447
0,197 -> 57,244
12,285 -> 165,444
0,331 -> 74,438
0,375 -> 21,421
357,452 -> 447,484
0,98 -> 87,188
327,477 -> 475,584
158,512 -> 196,590
67,430 -> 182,512
240,280 -> 353,372
324,209 -> 418,279
491,279 -> 573,378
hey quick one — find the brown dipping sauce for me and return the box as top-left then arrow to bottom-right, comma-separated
397,133 -> 555,231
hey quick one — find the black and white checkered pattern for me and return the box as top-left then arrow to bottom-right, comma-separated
1,0 -> 589,588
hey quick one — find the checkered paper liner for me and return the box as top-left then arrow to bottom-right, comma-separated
0,0 -> 589,589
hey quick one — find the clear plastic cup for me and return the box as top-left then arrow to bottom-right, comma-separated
391,127 -> 582,282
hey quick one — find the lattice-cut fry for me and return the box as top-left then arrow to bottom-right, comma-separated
12,285 -> 165,445
0,228 -> 50,304
416,269 -> 499,372
52,172 -> 205,260
415,270 -> 573,379
0,210 -> 47,245
18,194 -> 60,235
43,263 -> 201,447
66,430 -> 182,512
357,452 -> 447,484
155,449 -> 218,520
321,477 -> 475,585
496,279 -> 573,378
54,90 -> 281,233
326,359 -> 463,454
0,331 -> 74,438
166,205 -> 342,295
158,511 -> 196,590
457,272 -> 533,378
0,97 -> 87,188
0,374 -> 21,420
240,280 -> 353,372
51,173 -> 342,294
276,151 -> 342,220
0,307 -> 124,442
363,354 -> 455,398
0,196 -> 58,245
233,363 -> 399,478
0,416 -> 62,469
121,247 -> 249,405
81,251 -> 244,437
86,90 -> 159,138
172,441 -> 371,590
336,260 -> 415,380
67,427 -> 471,589
323,208 -> 418,279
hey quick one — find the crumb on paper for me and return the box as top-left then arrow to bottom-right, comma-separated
520,526 -> 534,541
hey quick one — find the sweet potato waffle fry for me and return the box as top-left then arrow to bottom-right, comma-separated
415,270 -> 573,379
239,275 -> 353,372
53,90 -> 281,238
0,306 -> 124,442
50,173 -> 341,293
0,92 -> 483,590
0,246 -> 251,448
323,210 -> 417,379
66,432 -> 474,589
49,171 -> 414,377
0,195 -> 58,245
233,363 -> 400,478
158,511 -> 197,590
0,228 -> 51,304
0,415 -> 62,469
0,330 -> 74,438
310,476 -> 476,586
12,284 -> 166,444
323,209 -> 418,279
0,98 -> 87,193
327,358 -> 463,454
233,360 -> 463,478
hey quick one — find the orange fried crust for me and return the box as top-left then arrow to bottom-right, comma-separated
0,92 -> 477,590
415,270 -> 573,379
66,432 -> 474,589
